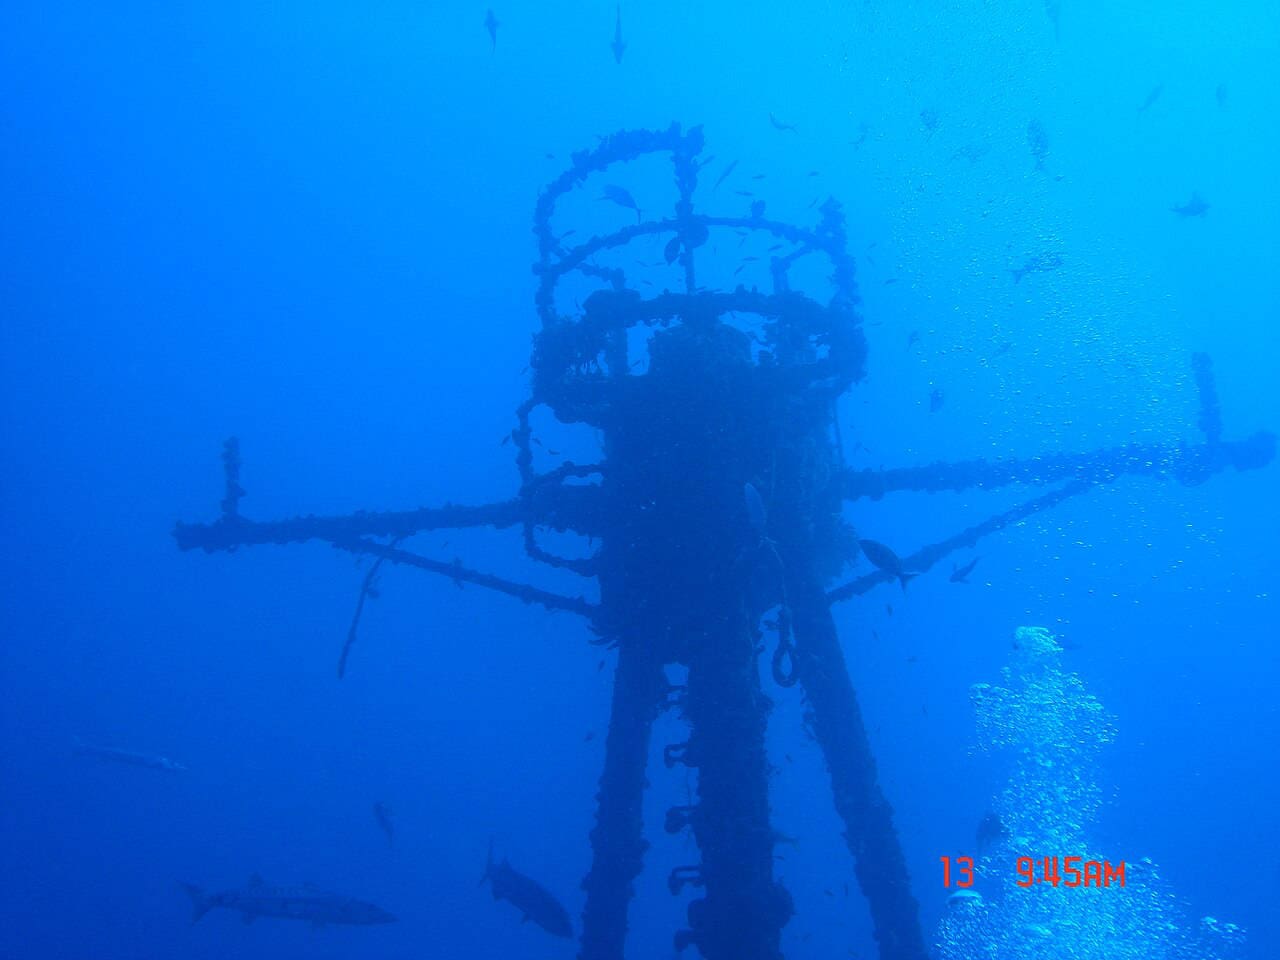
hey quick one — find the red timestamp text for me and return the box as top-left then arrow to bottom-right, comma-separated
939,856 -> 1125,888
1017,856 -> 1124,888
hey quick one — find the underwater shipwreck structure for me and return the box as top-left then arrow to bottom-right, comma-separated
175,124 -> 1274,960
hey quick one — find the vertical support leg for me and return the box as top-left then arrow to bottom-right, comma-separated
789,573 -> 929,960
579,637 -> 666,960
680,608 -> 791,960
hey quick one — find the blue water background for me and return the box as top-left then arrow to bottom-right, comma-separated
2,1 -> 1277,957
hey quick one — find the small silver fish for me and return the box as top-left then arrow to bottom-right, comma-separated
601,184 -> 641,222
857,538 -> 918,590
75,738 -> 187,773
713,159 -> 739,191
610,4 -> 625,64
1171,192 -> 1209,218
1010,252 -> 1063,284
484,9 -> 499,51
481,843 -> 573,938
373,802 -> 394,845
768,112 -> 798,133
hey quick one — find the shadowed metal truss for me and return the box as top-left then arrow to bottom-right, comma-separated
175,123 -> 1274,960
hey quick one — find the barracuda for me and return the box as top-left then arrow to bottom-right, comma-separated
180,875 -> 396,929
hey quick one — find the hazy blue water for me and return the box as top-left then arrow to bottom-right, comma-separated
2,2 -> 1276,958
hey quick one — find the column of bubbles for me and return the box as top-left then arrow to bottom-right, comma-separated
935,626 -> 1246,960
